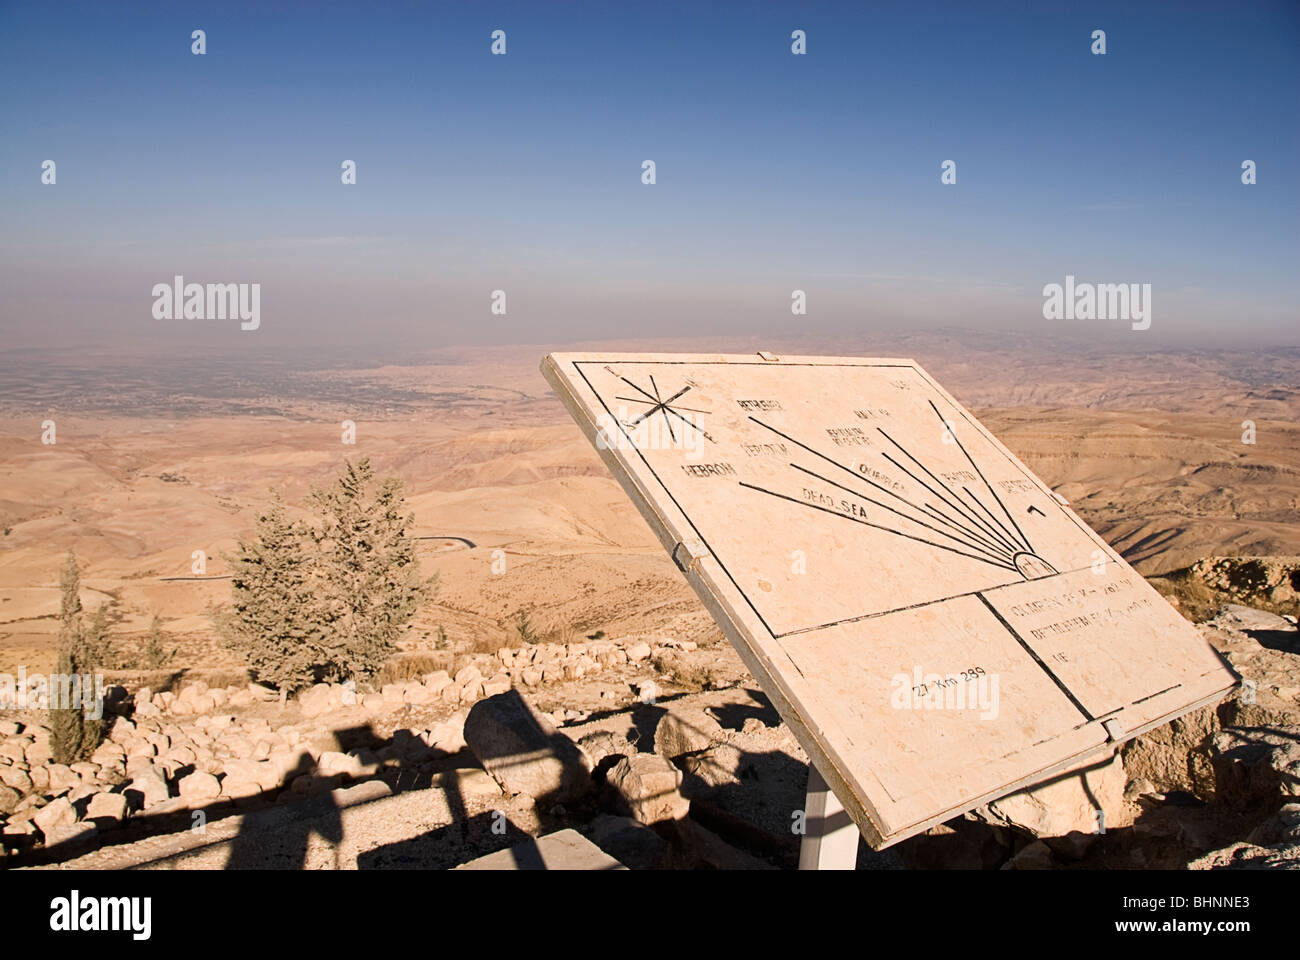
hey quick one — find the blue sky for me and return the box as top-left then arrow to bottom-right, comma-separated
1,0 -> 1296,354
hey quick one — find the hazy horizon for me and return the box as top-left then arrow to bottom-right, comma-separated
2,1 -> 1297,359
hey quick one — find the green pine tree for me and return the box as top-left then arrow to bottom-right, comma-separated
309,458 -> 425,682
219,461 -> 427,694
219,497 -> 327,695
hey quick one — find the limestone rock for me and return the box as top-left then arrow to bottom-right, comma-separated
24,739 -> 53,766
678,742 -> 746,793
1188,840 -> 1300,870
1208,725 -> 1300,807
1248,802 -> 1300,846
125,769 -> 171,809
0,784 -> 19,815
607,754 -> 689,825
107,716 -> 136,744
899,817 -> 1013,870
971,751 -> 1126,856
1214,603 -> 1297,633
178,771 -> 222,801
222,758 -> 280,792
33,796 -> 77,836
90,741 -> 127,766
654,704 -> 724,759
47,763 -> 81,795
1190,557 -> 1300,609
1121,705 -> 1218,797
454,828 -> 626,871
85,791 -> 129,823
27,765 -> 49,792
577,731 -> 630,768
404,683 -> 434,705
298,683 -> 342,718
220,778 -> 263,801
1001,839 -> 1055,870
423,671 -> 452,695
584,814 -> 669,870
316,750 -> 378,781
661,818 -> 776,870
464,691 -> 593,802
432,718 -> 468,755
431,767 -> 503,800
454,665 -> 483,688
43,821 -> 97,849
0,768 -> 33,795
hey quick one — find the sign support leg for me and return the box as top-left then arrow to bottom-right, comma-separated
798,764 -> 860,870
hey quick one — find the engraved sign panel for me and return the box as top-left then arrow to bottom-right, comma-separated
542,352 -> 1237,847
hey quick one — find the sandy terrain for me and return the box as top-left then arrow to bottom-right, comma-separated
0,333 -> 1296,677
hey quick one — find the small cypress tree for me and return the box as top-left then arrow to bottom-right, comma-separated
50,553 -> 104,763
515,608 -> 539,645
141,613 -> 175,670
219,497 -> 327,696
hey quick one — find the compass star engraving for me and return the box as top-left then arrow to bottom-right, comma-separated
609,371 -> 714,444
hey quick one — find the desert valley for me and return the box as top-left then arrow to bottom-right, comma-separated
1,331 -> 1298,870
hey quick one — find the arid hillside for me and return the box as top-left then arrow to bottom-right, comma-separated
0,334 -> 1296,676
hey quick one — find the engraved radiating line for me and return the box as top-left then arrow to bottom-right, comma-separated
790,465 -> 1015,565
747,415 -> 1015,559
627,374 -> 671,436
849,474 -> 1015,560
616,374 -> 658,403
915,501 -> 1018,559
788,464 -> 1016,565
615,396 -> 712,414
961,485 -> 1030,554
874,424 -> 1021,554
658,384 -> 692,406
621,377 -> 702,444
739,481 -> 1019,572
749,410 -> 1026,562
930,398 -> 1033,552
878,446 -> 1022,557
908,494 -> 1021,558
660,403 -> 712,442
626,404 -> 662,427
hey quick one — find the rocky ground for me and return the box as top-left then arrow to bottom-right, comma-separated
2,563 -> 1299,870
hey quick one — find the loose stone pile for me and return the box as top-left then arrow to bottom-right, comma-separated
1191,556 -> 1300,608
0,698 -> 478,857
292,634 -> 688,722
0,633 -> 690,859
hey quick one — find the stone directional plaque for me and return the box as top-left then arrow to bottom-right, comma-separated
541,352 -> 1238,847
